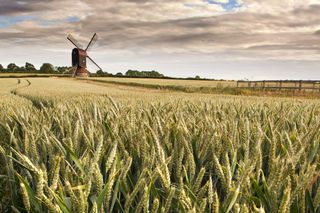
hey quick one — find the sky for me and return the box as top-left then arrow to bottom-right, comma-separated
0,0 -> 320,80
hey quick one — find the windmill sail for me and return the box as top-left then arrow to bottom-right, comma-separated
85,33 -> 98,52
67,34 -> 83,49
87,55 -> 102,71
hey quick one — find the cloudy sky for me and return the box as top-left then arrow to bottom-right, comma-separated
1,0 -> 320,80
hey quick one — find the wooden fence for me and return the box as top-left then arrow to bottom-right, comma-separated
236,80 -> 320,91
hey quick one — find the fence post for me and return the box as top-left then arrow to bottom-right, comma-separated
299,81 -> 302,91
279,81 -> 282,91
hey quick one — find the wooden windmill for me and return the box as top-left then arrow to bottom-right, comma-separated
67,33 -> 102,77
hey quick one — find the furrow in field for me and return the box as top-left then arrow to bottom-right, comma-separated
9,79 -> 52,109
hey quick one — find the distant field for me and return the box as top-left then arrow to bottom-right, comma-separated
91,77 -> 237,88
87,77 -> 320,98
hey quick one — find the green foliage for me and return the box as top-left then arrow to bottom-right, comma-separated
56,66 -> 72,73
0,64 -> 3,72
7,63 -> 19,72
25,62 -> 37,72
96,69 -> 105,75
125,70 -> 165,78
40,63 -> 55,73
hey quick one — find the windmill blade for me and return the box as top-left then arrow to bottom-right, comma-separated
72,67 -> 77,77
87,56 -> 102,71
85,33 -> 98,52
67,34 -> 83,49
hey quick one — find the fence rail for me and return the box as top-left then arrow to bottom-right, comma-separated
236,80 -> 320,91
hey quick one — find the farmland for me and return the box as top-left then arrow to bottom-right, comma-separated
90,77 -> 237,88
0,77 -> 319,212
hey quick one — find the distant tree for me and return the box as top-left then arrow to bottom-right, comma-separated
7,63 -> 19,72
146,70 -> 164,78
195,75 -> 201,80
25,62 -> 37,72
125,70 -> 164,78
56,66 -> 71,73
115,72 -> 123,77
125,70 -> 140,77
96,70 -> 104,75
19,67 -> 27,72
40,63 -> 55,73
0,64 -> 3,72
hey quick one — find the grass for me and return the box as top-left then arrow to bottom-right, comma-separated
0,78 -> 319,212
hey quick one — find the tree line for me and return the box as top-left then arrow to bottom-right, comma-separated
0,63 -> 166,78
96,69 -> 165,78
0,62 -> 71,73
0,63 -> 206,80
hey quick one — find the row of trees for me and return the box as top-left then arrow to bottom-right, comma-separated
96,69 -> 165,78
0,63 -> 71,73
125,70 -> 165,78
0,63 -> 166,78
0,63 -> 175,79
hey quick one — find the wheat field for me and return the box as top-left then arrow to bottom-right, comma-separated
90,77 -> 237,88
0,78 -> 319,213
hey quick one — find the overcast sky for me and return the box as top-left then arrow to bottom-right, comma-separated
0,0 -> 320,80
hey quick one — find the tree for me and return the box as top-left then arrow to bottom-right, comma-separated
96,70 -> 104,75
56,66 -> 71,73
195,75 -> 201,80
25,62 -> 37,72
0,64 -> 3,72
125,70 -> 165,78
40,63 -> 55,73
125,70 -> 140,77
7,63 -> 19,72
115,72 -> 123,77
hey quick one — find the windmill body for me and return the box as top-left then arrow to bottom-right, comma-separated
72,48 -> 88,77
67,33 -> 102,77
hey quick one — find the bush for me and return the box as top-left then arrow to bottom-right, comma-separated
40,63 -> 55,73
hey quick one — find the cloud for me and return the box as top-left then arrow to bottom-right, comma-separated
0,0 -> 320,78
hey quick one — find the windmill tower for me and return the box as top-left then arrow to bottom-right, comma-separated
67,33 -> 102,77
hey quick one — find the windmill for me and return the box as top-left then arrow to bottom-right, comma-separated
67,33 -> 102,77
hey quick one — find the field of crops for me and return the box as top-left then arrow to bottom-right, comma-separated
0,77 -> 319,213
90,77 -> 237,88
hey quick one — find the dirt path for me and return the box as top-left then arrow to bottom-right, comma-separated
9,79 -> 49,109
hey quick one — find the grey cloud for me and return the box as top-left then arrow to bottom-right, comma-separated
0,0 -> 55,15
1,0 -> 320,61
